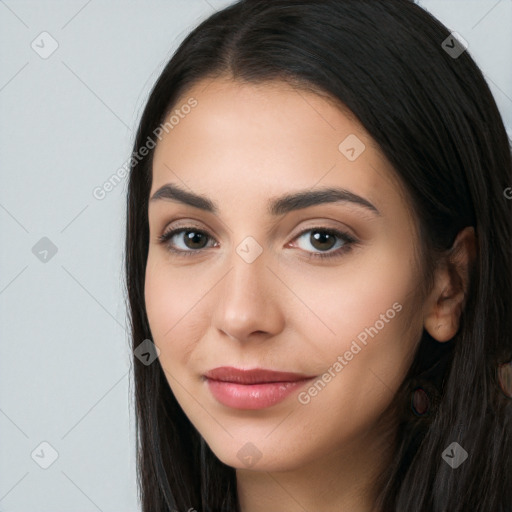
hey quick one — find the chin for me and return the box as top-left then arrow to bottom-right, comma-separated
205,436 -> 309,473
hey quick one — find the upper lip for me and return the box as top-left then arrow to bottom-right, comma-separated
204,366 -> 316,384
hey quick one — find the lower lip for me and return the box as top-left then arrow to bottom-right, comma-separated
205,377 -> 315,409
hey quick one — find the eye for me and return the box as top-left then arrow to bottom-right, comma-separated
291,226 -> 358,260
157,225 -> 358,260
157,227 -> 215,256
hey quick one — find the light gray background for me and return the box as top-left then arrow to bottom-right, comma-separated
0,1 -> 510,511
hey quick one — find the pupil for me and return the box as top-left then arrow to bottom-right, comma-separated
312,231 -> 335,250
185,230 -> 207,249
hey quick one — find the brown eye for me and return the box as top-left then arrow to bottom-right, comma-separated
309,230 -> 338,251
157,228 -> 214,255
157,225 -> 358,261
180,230 -> 209,250
293,227 -> 357,260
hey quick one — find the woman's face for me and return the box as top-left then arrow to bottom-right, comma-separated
145,77 -> 426,472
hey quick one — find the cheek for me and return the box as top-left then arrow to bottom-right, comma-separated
144,256 -> 215,369
290,268 -> 419,448
288,245 -> 418,353
285,244 -> 422,418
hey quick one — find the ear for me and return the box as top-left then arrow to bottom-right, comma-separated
423,226 -> 477,342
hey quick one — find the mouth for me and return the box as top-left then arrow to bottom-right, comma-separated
202,366 -> 317,410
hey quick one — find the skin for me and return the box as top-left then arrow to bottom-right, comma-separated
144,77 -> 475,512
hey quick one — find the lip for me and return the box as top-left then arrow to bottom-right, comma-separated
203,366 -> 317,410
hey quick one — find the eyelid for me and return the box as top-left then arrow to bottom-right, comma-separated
291,225 -> 357,245
158,217 -> 357,244
158,217 -> 222,240
162,216 -> 358,239
288,219 -> 359,243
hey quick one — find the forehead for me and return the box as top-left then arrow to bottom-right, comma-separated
150,77 -> 408,218
155,77 -> 368,160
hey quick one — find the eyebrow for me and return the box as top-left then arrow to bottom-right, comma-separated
149,183 -> 381,216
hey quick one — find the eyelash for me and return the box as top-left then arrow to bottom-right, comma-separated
157,225 -> 358,261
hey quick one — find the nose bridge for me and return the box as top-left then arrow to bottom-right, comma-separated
213,238 -> 283,340
224,241 -> 269,313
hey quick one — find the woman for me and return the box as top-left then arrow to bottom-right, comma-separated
124,1 -> 512,510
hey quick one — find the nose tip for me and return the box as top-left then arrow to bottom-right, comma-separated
212,257 -> 285,343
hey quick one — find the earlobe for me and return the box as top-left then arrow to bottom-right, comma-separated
424,226 -> 477,343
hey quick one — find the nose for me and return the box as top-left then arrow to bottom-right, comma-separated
211,250 -> 285,343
